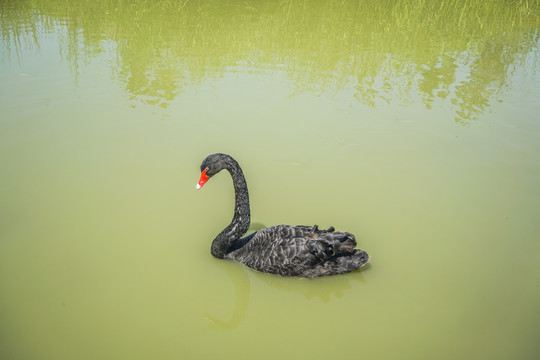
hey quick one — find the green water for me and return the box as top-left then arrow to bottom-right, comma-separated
1,0 -> 540,359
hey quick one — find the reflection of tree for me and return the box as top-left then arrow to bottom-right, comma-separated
0,1 -> 40,61
117,45 -> 183,108
418,55 -> 458,108
1,0 -> 538,122
452,41 -> 522,125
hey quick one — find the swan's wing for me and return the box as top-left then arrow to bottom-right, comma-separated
228,225 -> 359,274
276,224 -> 358,263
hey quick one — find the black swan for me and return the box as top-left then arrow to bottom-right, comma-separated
196,153 -> 370,278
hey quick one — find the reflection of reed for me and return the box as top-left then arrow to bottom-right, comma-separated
1,0 -> 538,122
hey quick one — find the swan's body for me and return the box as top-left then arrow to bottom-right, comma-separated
197,153 -> 369,278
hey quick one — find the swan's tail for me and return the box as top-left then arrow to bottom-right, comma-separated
310,224 -> 356,250
300,226 -> 369,277
303,249 -> 370,278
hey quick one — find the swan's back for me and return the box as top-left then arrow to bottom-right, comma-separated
225,225 -> 369,278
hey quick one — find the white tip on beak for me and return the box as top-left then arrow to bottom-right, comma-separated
196,183 -> 201,190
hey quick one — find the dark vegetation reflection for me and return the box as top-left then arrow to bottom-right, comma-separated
1,0 -> 539,123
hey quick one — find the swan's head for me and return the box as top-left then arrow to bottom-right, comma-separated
196,153 -> 233,189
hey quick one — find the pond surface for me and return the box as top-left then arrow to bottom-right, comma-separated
1,1 -> 540,359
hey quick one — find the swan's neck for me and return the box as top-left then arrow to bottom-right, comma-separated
211,159 -> 251,259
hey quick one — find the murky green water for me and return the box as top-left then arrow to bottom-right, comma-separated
1,0 -> 540,359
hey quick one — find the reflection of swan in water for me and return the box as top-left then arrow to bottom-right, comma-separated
204,254 -> 251,331
254,264 -> 370,303
204,224 -> 265,330
204,223 -> 371,330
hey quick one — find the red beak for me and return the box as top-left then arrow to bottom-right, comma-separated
196,169 -> 209,189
